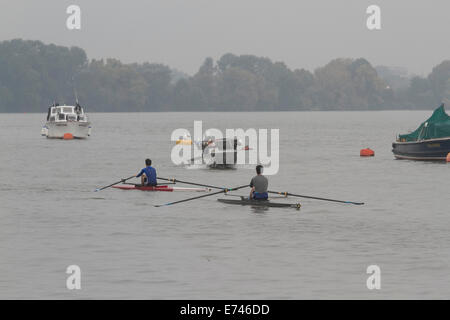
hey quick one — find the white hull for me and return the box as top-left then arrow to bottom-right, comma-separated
45,121 -> 91,139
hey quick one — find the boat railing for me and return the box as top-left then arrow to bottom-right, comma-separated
48,106 -> 88,123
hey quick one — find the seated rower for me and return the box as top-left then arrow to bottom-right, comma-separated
136,158 -> 157,186
249,165 -> 268,200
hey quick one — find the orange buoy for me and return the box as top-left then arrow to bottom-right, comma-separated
446,153 -> 450,162
63,133 -> 74,140
360,148 -> 375,157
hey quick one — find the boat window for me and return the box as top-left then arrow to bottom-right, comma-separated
49,116 -> 55,121
67,115 -> 76,121
51,108 -> 56,114
58,113 -> 66,120
63,107 -> 73,113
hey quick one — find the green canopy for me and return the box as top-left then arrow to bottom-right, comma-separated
399,104 -> 450,142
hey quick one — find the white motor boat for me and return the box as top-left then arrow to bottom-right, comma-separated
42,102 -> 91,139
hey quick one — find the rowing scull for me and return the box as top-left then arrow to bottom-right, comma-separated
112,184 -> 211,192
217,197 -> 301,209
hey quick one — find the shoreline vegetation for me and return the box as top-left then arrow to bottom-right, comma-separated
2,110 -> 440,114
0,39 -> 449,113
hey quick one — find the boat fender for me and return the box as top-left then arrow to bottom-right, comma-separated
360,148 -> 375,157
63,133 -> 74,140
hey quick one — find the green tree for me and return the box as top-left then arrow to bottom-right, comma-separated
428,60 -> 450,105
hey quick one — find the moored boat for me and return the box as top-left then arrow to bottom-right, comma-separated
392,104 -> 450,160
42,102 -> 91,139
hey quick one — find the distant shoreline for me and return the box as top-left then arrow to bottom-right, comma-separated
1,39 -> 447,113
0,109 -> 436,114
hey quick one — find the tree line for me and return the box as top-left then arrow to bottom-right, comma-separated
0,39 -> 448,112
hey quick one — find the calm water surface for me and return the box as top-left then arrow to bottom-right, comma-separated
0,111 -> 449,299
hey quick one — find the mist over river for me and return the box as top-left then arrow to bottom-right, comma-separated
0,111 -> 449,299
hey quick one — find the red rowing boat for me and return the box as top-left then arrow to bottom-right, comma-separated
112,184 -> 211,192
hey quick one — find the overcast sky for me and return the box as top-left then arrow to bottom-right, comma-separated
0,0 -> 448,75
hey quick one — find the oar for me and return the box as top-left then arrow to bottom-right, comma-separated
158,177 -> 227,190
268,191 -> 364,205
155,184 -> 248,207
94,175 -> 135,192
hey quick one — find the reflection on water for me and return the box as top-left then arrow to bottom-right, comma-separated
251,206 -> 270,214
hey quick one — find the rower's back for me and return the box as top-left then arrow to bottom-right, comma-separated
250,174 -> 268,193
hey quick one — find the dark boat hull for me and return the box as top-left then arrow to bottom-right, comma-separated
218,198 -> 301,209
392,137 -> 450,160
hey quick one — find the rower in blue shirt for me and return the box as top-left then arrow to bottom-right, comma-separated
136,159 -> 157,186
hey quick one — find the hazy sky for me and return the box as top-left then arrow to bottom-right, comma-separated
0,0 -> 448,75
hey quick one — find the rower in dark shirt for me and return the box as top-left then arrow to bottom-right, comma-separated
249,165 -> 268,200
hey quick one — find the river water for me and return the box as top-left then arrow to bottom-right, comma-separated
0,111 -> 449,299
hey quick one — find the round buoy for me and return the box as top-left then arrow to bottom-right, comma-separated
63,133 -> 74,140
360,148 -> 375,157
447,153 -> 450,162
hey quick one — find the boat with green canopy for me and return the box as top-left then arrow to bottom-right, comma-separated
392,104 -> 450,160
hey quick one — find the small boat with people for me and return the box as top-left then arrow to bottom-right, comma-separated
100,158 -> 209,192
392,104 -> 450,160
202,137 -> 240,169
176,130 -> 249,169
192,135 -> 248,169
42,101 -> 91,139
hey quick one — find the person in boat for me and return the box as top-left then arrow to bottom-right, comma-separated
75,103 -> 82,114
136,159 -> 157,186
249,165 -> 268,200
